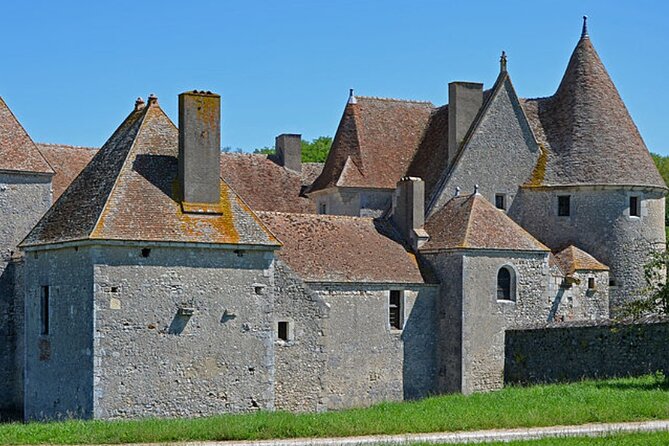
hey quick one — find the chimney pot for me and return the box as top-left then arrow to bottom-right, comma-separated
178,90 -> 222,213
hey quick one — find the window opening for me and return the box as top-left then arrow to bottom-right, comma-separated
40,286 -> 50,335
389,290 -> 403,330
497,268 -> 512,300
588,277 -> 596,289
278,321 -> 289,341
630,196 -> 640,217
495,194 -> 506,210
319,203 -> 327,215
558,196 -> 570,217
141,248 -> 151,258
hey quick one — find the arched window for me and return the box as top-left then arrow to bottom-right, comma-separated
497,267 -> 513,300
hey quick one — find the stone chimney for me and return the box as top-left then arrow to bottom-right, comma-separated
178,90 -> 222,214
276,134 -> 302,173
448,82 -> 483,166
392,177 -> 429,250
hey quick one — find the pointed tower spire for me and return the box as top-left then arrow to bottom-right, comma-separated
581,15 -> 588,39
500,51 -> 507,73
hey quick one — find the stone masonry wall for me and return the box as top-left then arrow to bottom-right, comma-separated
91,244 -> 275,419
429,77 -> 539,216
0,172 -> 51,418
511,187 -> 665,313
310,283 -> 438,409
312,188 -> 392,217
505,321 -> 669,384
273,260 -> 328,412
23,246 -> 95,420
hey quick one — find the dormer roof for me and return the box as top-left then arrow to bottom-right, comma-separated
553,245 -> 609,275
521,26 -> 665,189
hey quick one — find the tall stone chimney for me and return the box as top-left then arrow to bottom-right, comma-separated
276,133 -> 302,173
178,90 -> 222,213
392,177 -> 429,250
448,82 -> 483,166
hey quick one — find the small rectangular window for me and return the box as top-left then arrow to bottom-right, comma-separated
558,195 -> 571,217
389,290 -> 403,330
629,196 -> 640,217
278,321 -> 289,341
40,286 -> 50,336
319,203 -> 327,215
495,194 -> 506,210
588,277 -> 595,289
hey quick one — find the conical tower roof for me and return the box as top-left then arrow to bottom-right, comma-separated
0,97 -> 53,174
521,19 -> 665,188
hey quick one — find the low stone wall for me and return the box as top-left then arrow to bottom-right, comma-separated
504,321 -> 669,384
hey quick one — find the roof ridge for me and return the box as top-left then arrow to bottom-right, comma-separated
257,210 -> 375,221
37,142 -> 99,150
357,95 -> 433,105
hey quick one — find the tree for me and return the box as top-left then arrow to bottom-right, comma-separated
252,136 -> 332,163
619,248 -> 669,320
651,153 -> 669,228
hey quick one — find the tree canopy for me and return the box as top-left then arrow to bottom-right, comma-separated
252,136 -> 332,163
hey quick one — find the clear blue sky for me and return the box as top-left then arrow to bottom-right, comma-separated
2,1 -> 668,153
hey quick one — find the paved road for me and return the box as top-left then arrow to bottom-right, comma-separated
104,419 -> 669,446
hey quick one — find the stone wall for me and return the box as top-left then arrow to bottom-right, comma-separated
548,270 -> 609,322
23,246 -> 95,420
505,321 -> 669,384
428,76 -> 539,216
511,186 -> 666,312
309,283 -> 438,409
0,259 -> 21,419
312,187 -> 392,217
273,261 -> 328,412
91,244 -> 275,419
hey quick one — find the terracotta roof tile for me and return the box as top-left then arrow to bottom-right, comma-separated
553,245 -> 609,275
422,193 -> 549,252
258,211 -> 425,283
310,96 -> 433,192
301,162 -> 324,186
0,97 -> 53,174
37,143 -> 98,200
520,35 -> 665,188
22,102 -> 279,248
220,153 -> 316,214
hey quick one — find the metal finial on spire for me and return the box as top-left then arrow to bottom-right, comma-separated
474,184 -> 480,195
581,15 -> 589,38
348,88 -> 357,104
455,186 -> 461,197
500,51 -> 507,73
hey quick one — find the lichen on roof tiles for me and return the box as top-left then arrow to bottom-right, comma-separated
553,245 -> 609,275
22,101 -> 279,248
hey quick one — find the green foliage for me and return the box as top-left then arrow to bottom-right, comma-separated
651,153 -> 669,226
618,249 -> 669,320
221,146 -> 243,154
252,136 -> 332,162
2,375 -> 669,444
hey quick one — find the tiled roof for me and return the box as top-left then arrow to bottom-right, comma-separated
0,97 -> 53,174
422,193 -> 549,252
220,153 -> 317,214
553,245 -> 609,275
37,143 -> 98,200
309,96 -> 433,192
520,34 -> 665,188
22,101 -> 279,248
258,211 -> 426,283
301,162 -> 324,186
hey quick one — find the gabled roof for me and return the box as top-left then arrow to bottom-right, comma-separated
220,153 -> 317,214
37,143 -> 98,200
22,100 -> 279,248
309,96 -> 433,192
421,193 -> 549,252
0,97 -> 53,175
553,245 -> 609,275
258,211 -> 426,283
521,31 -> 665,188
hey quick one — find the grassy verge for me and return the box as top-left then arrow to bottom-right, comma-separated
1,374 -> 669,445
422,431 -> 669,445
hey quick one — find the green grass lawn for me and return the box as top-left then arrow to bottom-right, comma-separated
2,374 -> 669,445
423,431 -> 669,445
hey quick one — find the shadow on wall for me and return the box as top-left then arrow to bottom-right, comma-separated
402,288 -> 438,399
0,261 -> 21,421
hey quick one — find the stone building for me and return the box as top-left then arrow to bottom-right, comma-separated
0,19 -> 666,420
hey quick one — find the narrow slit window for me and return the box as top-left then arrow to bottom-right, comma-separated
629,196 -> 640,217
558,195 -> 571,217
319,203 -> 327,215
277,321 -> 289,341
588,277 -> 596,289
389,290 -> 403,330
40,286 -> 50,336
495,194 -> 506,210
